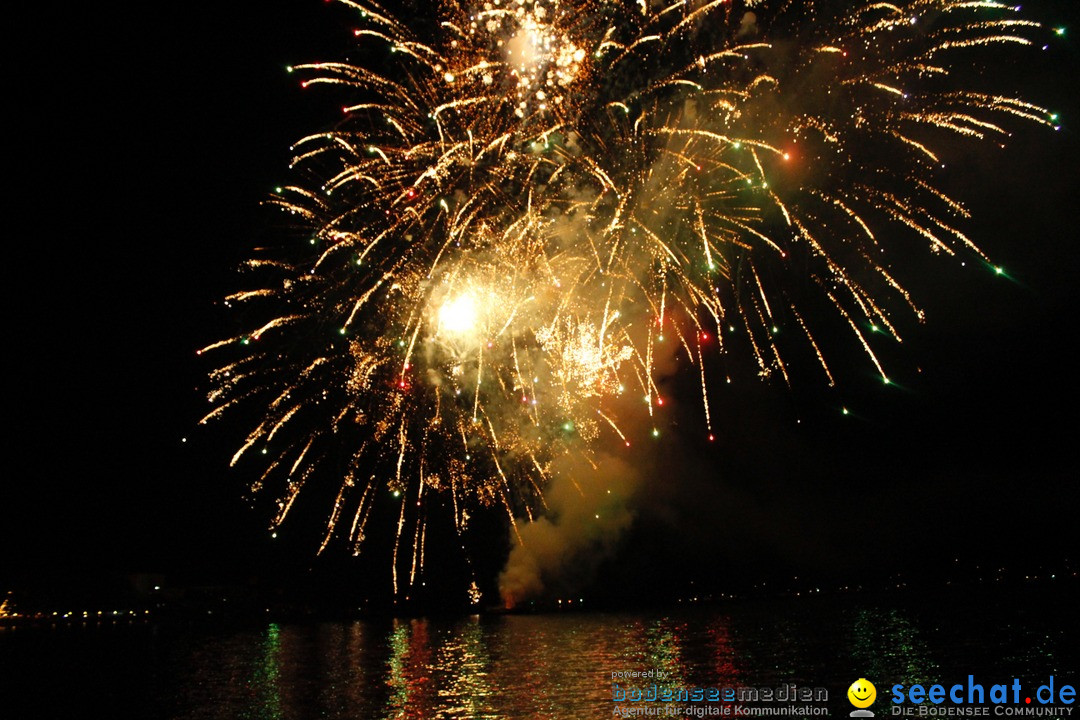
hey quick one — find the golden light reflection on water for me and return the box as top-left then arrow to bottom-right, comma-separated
435,617 -> 497,718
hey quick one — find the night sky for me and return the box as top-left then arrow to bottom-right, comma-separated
7,0 -> 1079,605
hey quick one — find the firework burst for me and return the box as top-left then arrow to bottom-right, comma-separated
202,0 -> 1056,595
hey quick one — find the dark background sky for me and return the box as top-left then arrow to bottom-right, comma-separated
6,0 -> 1079,604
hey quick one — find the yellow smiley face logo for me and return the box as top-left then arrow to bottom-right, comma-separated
848,678 -> 876,708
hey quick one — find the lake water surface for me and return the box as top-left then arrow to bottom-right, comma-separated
1,591 -> 1075,719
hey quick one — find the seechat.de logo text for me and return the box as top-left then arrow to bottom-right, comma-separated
889,675 -> 1075,716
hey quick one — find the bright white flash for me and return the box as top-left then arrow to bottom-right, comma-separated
438,294 -> 478,335
507,27 -> 543,69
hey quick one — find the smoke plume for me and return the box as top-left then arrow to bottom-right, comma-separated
498,449 -> 643,606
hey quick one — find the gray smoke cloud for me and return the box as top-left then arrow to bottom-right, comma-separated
498,450 -> 641,606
